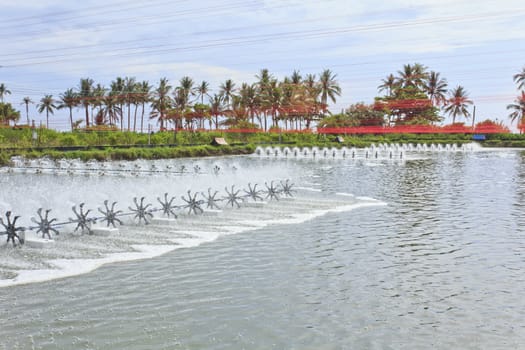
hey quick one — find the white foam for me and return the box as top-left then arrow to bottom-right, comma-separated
0,244 -> 176,288
296,187 -> 322,192
336,192 -> 355,197
0,193 -> 387,288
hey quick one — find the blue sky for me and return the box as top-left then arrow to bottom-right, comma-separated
1,0 -> 524,130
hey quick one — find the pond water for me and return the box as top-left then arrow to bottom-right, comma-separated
1,148 -> 524,349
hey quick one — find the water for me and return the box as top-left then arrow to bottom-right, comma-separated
1,148 -> 525,349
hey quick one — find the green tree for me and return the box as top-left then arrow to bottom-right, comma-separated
21,97 -> 33,125
425,71 -> 448,107
209,94 -> 224,129
378,74 -> 397,97
124,76 -> 136,131
443,86 -> 473,124
0,83 -> 11,103
507,92 -> 525,131
78,78 -> 94,127
0,102 -> 20,125
219,79 -> 236,109
58,89 -> 78,131
318,69 -> 342,109
150,77 -> 172,130
37,95 -> 56,128
137,80 -> 151,133
513,66 -> 525,90
196,80 -> 210,105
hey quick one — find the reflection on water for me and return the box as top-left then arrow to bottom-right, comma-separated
1,150 -> 525,349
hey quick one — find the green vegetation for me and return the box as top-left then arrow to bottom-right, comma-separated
1,128 -> 524,167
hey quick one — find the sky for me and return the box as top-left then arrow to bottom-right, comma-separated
0,0 -> 524,131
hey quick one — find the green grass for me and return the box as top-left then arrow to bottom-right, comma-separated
1,128 -> 524,166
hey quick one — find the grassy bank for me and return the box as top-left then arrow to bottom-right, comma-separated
1,128 -> 524,166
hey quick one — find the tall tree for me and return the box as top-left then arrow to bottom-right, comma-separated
21,97 -> 33,125
507,91 -> 525,131
137,80 -> 151,133
378,74 -> 397,97
37,95 -> 56,128
78,78 -> 94,127
209,94 -> 224,129
150,77 -> 172,130
397,63 -> 428,89
196,80 -> 210,105
425,71 -> 448,107
513,66 -> 525,90
443,86 -> 473,124
219,79 -> 236,109
318,69 -> 342,108
0,83 -> 11,103
111,77 -> 125,130
58,89 -> 78,131
124,77 -> 136,131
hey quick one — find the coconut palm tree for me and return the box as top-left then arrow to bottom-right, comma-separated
443,86 -> 473,124
110,77 -> 125,129
150,77 -> 172,130
219,79 -> 236,109
507,92 -> 525,131
397,63 -> 428,89
0,103 -> 20,125
21,97 -> 33,125
137,80 -> 151,133
124,77 -> 136,131
425,71 -> 448,107
513,67 -> 525,90
0,83 -> 11,103
37,95 -> 56,129
98,95 -> 122,126
318,69 -> 341,108
378,74 -> 397,97
209,94 -> 224,129
58,89 -> 77,131
78,78 -> 94,127
196,80 -> 210,105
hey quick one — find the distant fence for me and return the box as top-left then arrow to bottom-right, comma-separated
317,125 -> 509,135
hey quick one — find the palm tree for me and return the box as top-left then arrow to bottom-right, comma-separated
219,79 -> 236,109
137,80 -> 151,133
58,89 -> 77,131
150,77 -> 172,130
37,95 -> 56,128
21,97 -> 33,125
124,77 -> 136,131
507,92 -> 525,131
378,74 -> 397,96
92,84 -> 106,122
443,86 -> 473,124
0,83 -> 11,103
78,78 -> 94,127
196,80 -> 210,105
425,71 -> 448,107
209,94 -> 224,129
513,67 -> 525,90
0,103 -> 20,125
111,77 -> 125,129
98,95 -> 122,126
318,69 -> 341,108
397,63 -> 428,89
290,70 -> 302,85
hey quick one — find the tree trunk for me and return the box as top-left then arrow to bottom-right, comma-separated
133,104 -> 138,132
69,107 -> 73,131
140,103 -> 145,133
85,105 -> 89,127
